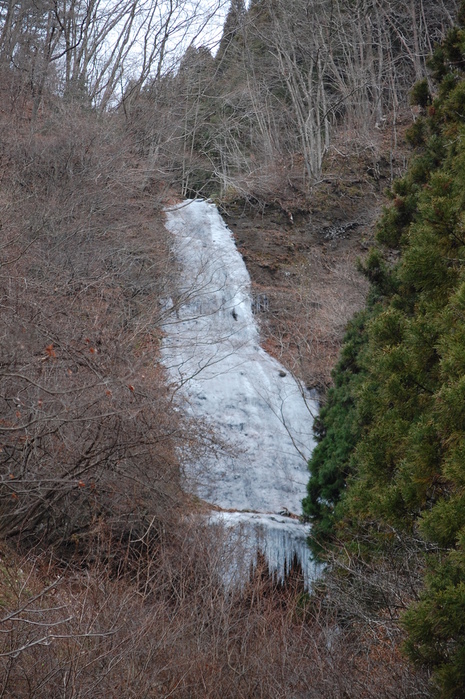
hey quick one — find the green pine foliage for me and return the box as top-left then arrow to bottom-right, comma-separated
215,0 -> 246,72
302,310 -> 371,556
304,6 -> 465,695
410,78 -> 431,108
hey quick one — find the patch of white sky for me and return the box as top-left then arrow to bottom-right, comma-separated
92,0 -> 258,107
124,0 -> 251,73
122,0 -> 230,75
78,0 -> 231,105
182,0 -> 253,57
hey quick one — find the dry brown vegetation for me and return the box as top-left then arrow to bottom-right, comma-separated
0,90 -> 188,551
0,75 -> 433,697
1,528 -> 431,699
1,0 -> 451,687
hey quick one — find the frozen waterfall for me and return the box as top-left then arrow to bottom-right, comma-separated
161,199 -> 319,587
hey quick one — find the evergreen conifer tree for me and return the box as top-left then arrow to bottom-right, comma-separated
304,4 -> 465,694
216,0 -> 247,71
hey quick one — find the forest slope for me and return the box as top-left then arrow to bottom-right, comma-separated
304,9 -> 465,696
0,0 -> 462,696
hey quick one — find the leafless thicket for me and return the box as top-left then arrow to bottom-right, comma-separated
129,0 -> 459,201
0,0 -> 226,113
0,519 -> 432,699
0,96 -> 198,551
0,0 -> 459,201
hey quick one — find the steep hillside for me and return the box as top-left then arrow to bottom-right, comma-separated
222,129 -> 410,391
304,9 -> 465,696
1,1 -> 463,696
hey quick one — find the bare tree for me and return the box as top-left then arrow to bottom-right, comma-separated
0,98 -> 190,548
0,0 -> 227,113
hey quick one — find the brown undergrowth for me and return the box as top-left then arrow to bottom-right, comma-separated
0,525 -> 431,699
0,82 -> 430,697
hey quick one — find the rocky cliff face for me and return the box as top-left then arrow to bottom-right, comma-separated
222,177 -> 383,393
217,110 -> 418,393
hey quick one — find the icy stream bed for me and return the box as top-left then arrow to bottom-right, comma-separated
161,200 -> 319,586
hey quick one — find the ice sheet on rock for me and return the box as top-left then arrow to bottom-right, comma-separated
161,199 -> 317,515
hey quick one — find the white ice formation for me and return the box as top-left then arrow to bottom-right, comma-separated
161,199 -> 318,586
